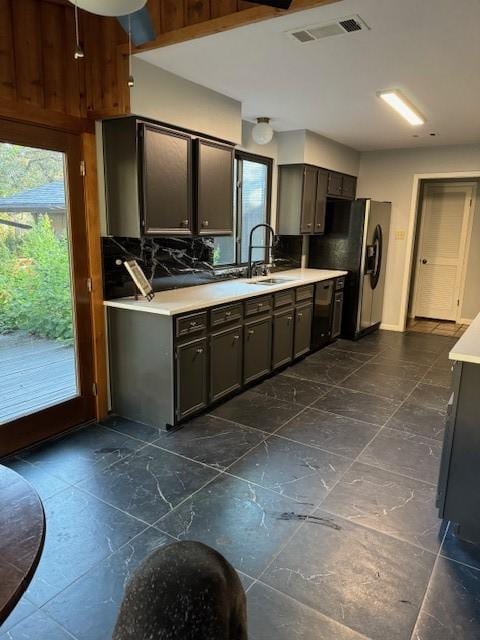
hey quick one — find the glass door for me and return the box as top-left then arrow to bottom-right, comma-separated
0,121 -> 95,456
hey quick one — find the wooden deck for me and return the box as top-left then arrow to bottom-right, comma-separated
0,332 -> 76,425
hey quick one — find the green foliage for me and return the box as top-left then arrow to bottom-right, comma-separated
0,217 -> 73,343
0,143 -> 63,197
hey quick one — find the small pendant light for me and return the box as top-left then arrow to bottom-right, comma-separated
127,15 -> 135,88
252,117 -> 274,145
73,1 -> 84,59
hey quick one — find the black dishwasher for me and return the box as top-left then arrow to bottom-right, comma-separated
311,280 -> 334,350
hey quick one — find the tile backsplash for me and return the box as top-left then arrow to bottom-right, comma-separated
102,234 -> 303,300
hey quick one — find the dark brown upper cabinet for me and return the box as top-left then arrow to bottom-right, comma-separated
196,139 -> 234,236
327,171 -> 357,199
102,117 -> 235,238
277,165 -> 327,236
143,124 -> 193,235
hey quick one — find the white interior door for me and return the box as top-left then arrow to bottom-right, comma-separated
413,183 -> 473,321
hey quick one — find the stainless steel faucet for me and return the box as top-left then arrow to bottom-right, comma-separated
247,223 -> 276,278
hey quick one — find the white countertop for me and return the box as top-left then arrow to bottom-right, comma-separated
450,313 -> 480,364
104,268 -> 347,316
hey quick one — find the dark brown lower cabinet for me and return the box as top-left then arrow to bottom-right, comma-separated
272,308 -> 294,369
294,303 -> 313,359
210,325 -> 243,402
244,316 -> 272,384
176,337 -> 208,421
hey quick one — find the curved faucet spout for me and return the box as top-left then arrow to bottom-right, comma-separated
247,223 -> 277,278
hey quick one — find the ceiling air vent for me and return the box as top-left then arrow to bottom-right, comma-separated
287,15 -> 369,44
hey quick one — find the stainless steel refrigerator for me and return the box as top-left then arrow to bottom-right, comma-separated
309,198 -> 391,340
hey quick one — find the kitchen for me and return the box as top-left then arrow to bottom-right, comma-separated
1,0 -> 480,639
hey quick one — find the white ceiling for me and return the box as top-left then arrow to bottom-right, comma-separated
138,0 -> 480,151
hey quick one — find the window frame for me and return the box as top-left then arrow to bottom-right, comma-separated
214,150 -> 273,268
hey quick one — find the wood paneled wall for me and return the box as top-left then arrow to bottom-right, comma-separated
0,0 -> 128,132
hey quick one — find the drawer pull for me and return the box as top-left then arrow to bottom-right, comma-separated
190,321 -> 197,327
181,219 -> 189,227
234,335 -> 240,341
196,347 -> 204,354
298,313 -> 303,319
287,316 -> 293,321
248,329 -> 255,336
202,220 -> 209,228
225,311 -> 232,317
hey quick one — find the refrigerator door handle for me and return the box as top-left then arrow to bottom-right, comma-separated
370,224 -> 383,290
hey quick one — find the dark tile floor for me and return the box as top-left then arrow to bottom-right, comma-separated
2,330 -> 480,640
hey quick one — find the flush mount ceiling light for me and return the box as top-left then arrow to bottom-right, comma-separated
377,90 -> 425,126
252,118 -> 274,145
74,0 -> 146,16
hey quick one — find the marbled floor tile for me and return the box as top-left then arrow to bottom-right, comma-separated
278,407 -> 379,460
422,365 -> 452,389
0,610 -> 74,640
262,509 -> 436,640
376,346 -> 439,366
408,383 -> 451,412
411,557 -> 480,640
287,350 -> 372,386
366,357 -> 430,380
156,473 -> 306,579
43,527 -> 171,640
440,524 -> 480,571
248,581 -> 369,640
228,436 -> 351,505
251,374 -> 332,407
386,401 -> 446,441
25,486 -> 146,607
210,390 -> 301,433
2,458 -> 69,502
324,338 -> 384,355
152,414 -> 267,470
315,386 -> 400,427
18,424 -> 144,484
359,428 -> 442,485
77,444 -> 218,525
321,462 -> 444,552
0,596 -> 37,635
101,414 -> 165,444
340,369 -> 417,402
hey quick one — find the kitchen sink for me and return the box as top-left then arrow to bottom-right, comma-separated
248,277 -> 295,286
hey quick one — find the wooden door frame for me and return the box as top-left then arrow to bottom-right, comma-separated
411,182 -> 476,322
0,119 -> 100,456
400,171 -> 480,332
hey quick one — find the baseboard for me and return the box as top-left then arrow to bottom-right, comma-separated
380,323 -> 404,332
459,317 -> 473,325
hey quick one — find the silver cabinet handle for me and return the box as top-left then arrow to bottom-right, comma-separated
248,329 -> 255,336
202,220 -> 209,227
225,311 -> 232,317
196,347 -> 204,354
307,223 -> 312,227
181,219 -> 189,227
234,335 -> 240,341
287,316 -> 293,322
190,321 -> 197,327
298,313 -> 303,318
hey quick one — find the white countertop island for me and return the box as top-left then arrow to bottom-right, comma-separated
449,313 -> 480,364
104,268 -> 347,316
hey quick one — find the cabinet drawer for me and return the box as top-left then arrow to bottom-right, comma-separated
296,285 -> 314,303
210,303 -> 243,328
245,295 -> 273,317
274,289 -> 295,309
327,172 -> 343,196
175,311 -> 207,338
341,175 -> 357,199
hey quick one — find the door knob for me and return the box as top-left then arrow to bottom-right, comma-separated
422,259 -> 428,264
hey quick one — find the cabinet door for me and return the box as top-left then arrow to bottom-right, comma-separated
244,317 -> 272,384
176,337 -> 208,421
272,309 -> 294,370
331,291 -> 344,338
294,303 -> 313,359
327,171 -> 343,197
197,139 -> 234,235
314,169 -> 328,234
142,124 -> 193,235
342,175 -> 357,199
300,166 -> 317,234
210,326 -> 243,402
